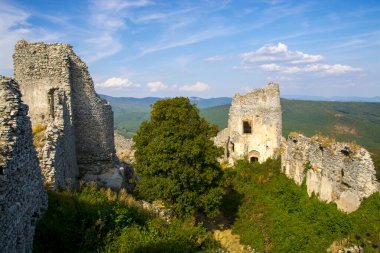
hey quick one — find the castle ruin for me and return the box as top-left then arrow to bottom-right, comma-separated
0,76 -> 47,252
214,83 -> 282,165
13,40 -> 124,190
281,133 -> 379,212
216,83 -> 379,212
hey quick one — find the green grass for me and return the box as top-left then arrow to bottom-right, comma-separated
33,184 -> 219,253
222,159 -> 380,253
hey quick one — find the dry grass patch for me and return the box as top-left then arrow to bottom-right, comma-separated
32,124 -> 46,149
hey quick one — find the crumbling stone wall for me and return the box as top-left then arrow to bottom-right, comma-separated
41,89 -> 78,189
281,133 -> 380,212
13,40 -> 119,189
68,52 -> 115,174
0,76 -> 47,252
215,83 -> 282,165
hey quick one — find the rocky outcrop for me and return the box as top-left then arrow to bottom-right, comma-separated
114,131 -> 135,164
0,76 -> 47,252
215,83 -> 282,165
281,132 -> 379,212
13,40 -> 124,189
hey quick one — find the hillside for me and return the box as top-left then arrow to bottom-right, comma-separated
201,99 -> 380,151
108,96 -> 380,155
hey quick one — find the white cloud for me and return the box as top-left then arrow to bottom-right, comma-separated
96,77 -> 140,88
259,63 -> 362,74
241,42 -> 323,64
205,55 -> 224,62
179,82 -> 209,92
146,81 -> 209,93
324,64 -> 362,74
240,42 -> 362,75
147,81 -> 169,92
260,63 -> 282,71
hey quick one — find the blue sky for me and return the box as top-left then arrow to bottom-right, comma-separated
1,0 -> 379,98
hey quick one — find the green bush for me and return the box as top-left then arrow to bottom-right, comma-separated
33,185 -> 219,253
133,97 -> 225,217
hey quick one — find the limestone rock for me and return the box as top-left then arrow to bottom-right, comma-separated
282,132 -> 380,212
114,131 -> 135,164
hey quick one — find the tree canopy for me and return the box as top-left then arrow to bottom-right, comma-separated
133,97 -> 225,217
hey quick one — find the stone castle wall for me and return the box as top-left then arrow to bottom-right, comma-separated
40,89 -> 78,189
68,52 -> 115,174
215,83 -> 282,165
13,41 -> 78,189
13,40 -> 119,188
0,76 -> 47,252
281,133 -> 379,212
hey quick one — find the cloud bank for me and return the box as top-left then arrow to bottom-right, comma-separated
240,42 -> 362,74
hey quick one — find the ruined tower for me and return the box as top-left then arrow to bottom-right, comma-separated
0,76 -> 47,252
215,83 -> 282,165
13,40 -> 121,189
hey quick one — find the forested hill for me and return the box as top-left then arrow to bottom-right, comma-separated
102,95 -> 380,155
201,99 -> 380,152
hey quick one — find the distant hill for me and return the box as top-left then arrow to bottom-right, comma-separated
283,95 -> 380,103
201,100 -> 380,154
101,94 -> 380,156
99,95 -> 232,108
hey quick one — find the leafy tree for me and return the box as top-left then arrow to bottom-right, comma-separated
133,97 -> 225,217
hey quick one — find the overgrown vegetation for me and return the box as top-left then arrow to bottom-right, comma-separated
32,124 -> 46,149
223,159 -> 380,253
133,97 -> 225,218
34,184 -> 219,253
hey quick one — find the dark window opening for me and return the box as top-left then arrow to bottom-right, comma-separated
47,88 -> 59,118
243,120 -> 252,134
340,149 -> 350,157
319,145 -> 324,152
293,139 -> 298,144
341,169 -> 344,177
231,142 -> 235,152
48,93 -> 54,117
250,156 -> 258,163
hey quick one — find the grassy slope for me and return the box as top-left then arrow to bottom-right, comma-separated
34,185 -> 218,253
222,159 -> 380,253
113,104 -> 151,138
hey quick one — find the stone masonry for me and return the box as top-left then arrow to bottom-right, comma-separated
0,76 -> 47,252
13,40 -> 123,189
281,132 -> 380,212
215,83 -> 282,165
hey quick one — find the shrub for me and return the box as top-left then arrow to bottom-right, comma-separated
133,97 -> 225,217
33,184 -> 219,252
